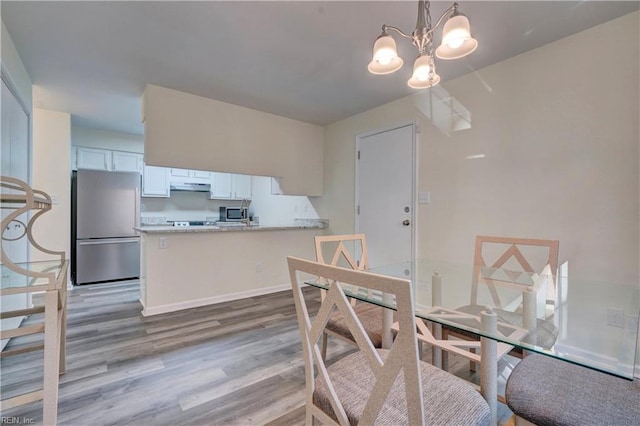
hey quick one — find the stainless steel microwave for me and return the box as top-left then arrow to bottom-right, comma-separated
219,206 -> 248,222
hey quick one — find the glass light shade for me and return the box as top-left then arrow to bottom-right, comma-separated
407,55 -> 440,89
435,14 -> 478,60
368,35 -> 403,75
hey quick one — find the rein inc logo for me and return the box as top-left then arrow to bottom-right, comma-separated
1,418 -> 34,425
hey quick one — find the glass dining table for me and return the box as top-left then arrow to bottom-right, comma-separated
305,259 -> 639,423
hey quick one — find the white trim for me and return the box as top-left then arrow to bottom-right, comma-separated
554,343 -> 638,379
1,63 -> 30,116
354,120 -> 417,263
141,283 -> 291,316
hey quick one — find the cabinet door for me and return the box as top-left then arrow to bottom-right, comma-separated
170,168 -> 190,178
192,170 -> 211,180
113,151 -> 143,173
142,165 -> 170,197
210,172 -> 232,199
232,174 -> 252,199
77,147 -> 112,171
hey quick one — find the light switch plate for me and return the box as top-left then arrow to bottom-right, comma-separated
419,191 -> 430,204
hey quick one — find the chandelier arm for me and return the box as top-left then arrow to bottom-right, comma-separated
382,25 -> 414,40
424,3 -> 457,37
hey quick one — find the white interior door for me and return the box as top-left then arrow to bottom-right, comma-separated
356,123 -> 415,267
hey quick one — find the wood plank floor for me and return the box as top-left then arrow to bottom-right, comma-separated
1,280 -> 514,425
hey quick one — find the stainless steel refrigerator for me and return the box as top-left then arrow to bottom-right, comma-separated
71,169 -> 140,285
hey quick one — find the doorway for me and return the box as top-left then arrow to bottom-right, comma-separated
355,122 -> 416,267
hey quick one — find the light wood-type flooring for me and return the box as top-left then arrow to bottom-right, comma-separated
1,280 -> 514,425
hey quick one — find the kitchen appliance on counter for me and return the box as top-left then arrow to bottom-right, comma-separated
219,206 -> 248,222
71,170 -> 140,285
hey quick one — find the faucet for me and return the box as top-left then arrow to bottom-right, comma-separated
240,198 -> 251,226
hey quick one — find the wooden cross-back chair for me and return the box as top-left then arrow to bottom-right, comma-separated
442,235 -> 560,373
314,234 -> 385,358
470,236 -> 559,314
287,256 -> 491,425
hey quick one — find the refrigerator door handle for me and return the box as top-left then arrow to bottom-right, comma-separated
78,238 -> 140,246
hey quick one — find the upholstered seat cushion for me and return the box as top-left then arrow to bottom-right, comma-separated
314,349 -> 491,425
451,304 -> 559,349
506,354 -> 640,426
326,303 -> 384,348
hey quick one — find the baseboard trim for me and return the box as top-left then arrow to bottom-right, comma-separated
141,283 -> 291,316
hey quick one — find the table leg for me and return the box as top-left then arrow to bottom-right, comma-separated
431,271 -> 442,368
382,294 -> 394,349
481,307 -> 498,425
523,288 -> 537,349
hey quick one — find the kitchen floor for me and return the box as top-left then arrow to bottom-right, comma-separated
2,281 -> 514,425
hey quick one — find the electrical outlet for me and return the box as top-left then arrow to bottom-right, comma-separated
606,307 -> 625,328
159,237 -> 168,249
256,261 -> 263,273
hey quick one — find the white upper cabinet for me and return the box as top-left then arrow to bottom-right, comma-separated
113,151 -> 143,173
170,168 -> 190,178
142,164 -> 170,197
170,168 -> 211,183
76,147 -> 112,171
192,170 -> 211,180
233,174 -> 252,199
209,172 -> 232,199
74,147 -> 143,173
209,172 -> 252,200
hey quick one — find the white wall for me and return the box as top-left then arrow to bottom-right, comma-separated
143,84 -> 324,196
140,228 -> 321,315
319,11 -> 639,285
319,11 -> 639,376
249,176 -> 319,226
1,20 -> 32,115
31,108 -> 71,262
71,126 -> 143,153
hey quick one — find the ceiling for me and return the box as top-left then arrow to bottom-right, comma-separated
2,1 -> 638,135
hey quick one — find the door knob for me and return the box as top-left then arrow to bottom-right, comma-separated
402,219 -> 411,226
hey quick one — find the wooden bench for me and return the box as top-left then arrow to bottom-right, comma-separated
505,354 -> 640,425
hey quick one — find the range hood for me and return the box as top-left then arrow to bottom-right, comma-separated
169,182 -> 211,192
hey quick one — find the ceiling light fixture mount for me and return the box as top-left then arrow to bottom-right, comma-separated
368,0 -> 478,89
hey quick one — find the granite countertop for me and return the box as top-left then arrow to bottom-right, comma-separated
135,220 -> 327,234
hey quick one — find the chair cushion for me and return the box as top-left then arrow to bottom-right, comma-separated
314,349 -> 491,425
452,304 -> 559,349
506,354 -> 640,426
326,303 -> 384,348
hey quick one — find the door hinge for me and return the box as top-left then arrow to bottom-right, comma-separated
357,151 -> 360,160
357,205 -> 360,215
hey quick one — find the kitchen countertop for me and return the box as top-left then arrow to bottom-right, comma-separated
135,221 -> 327,234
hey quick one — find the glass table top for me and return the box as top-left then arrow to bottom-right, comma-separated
1,259 -> 68,292
305,259 -> 639,379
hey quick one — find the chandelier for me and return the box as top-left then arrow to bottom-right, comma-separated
368,0 -> 478,89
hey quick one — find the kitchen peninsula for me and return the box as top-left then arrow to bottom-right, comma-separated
136,221 -> 326,316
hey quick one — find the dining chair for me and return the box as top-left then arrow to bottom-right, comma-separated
314,234 -> 385,358
287,256 -> 491,425
506,354 -> 640,426
441,235 -> 560,371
